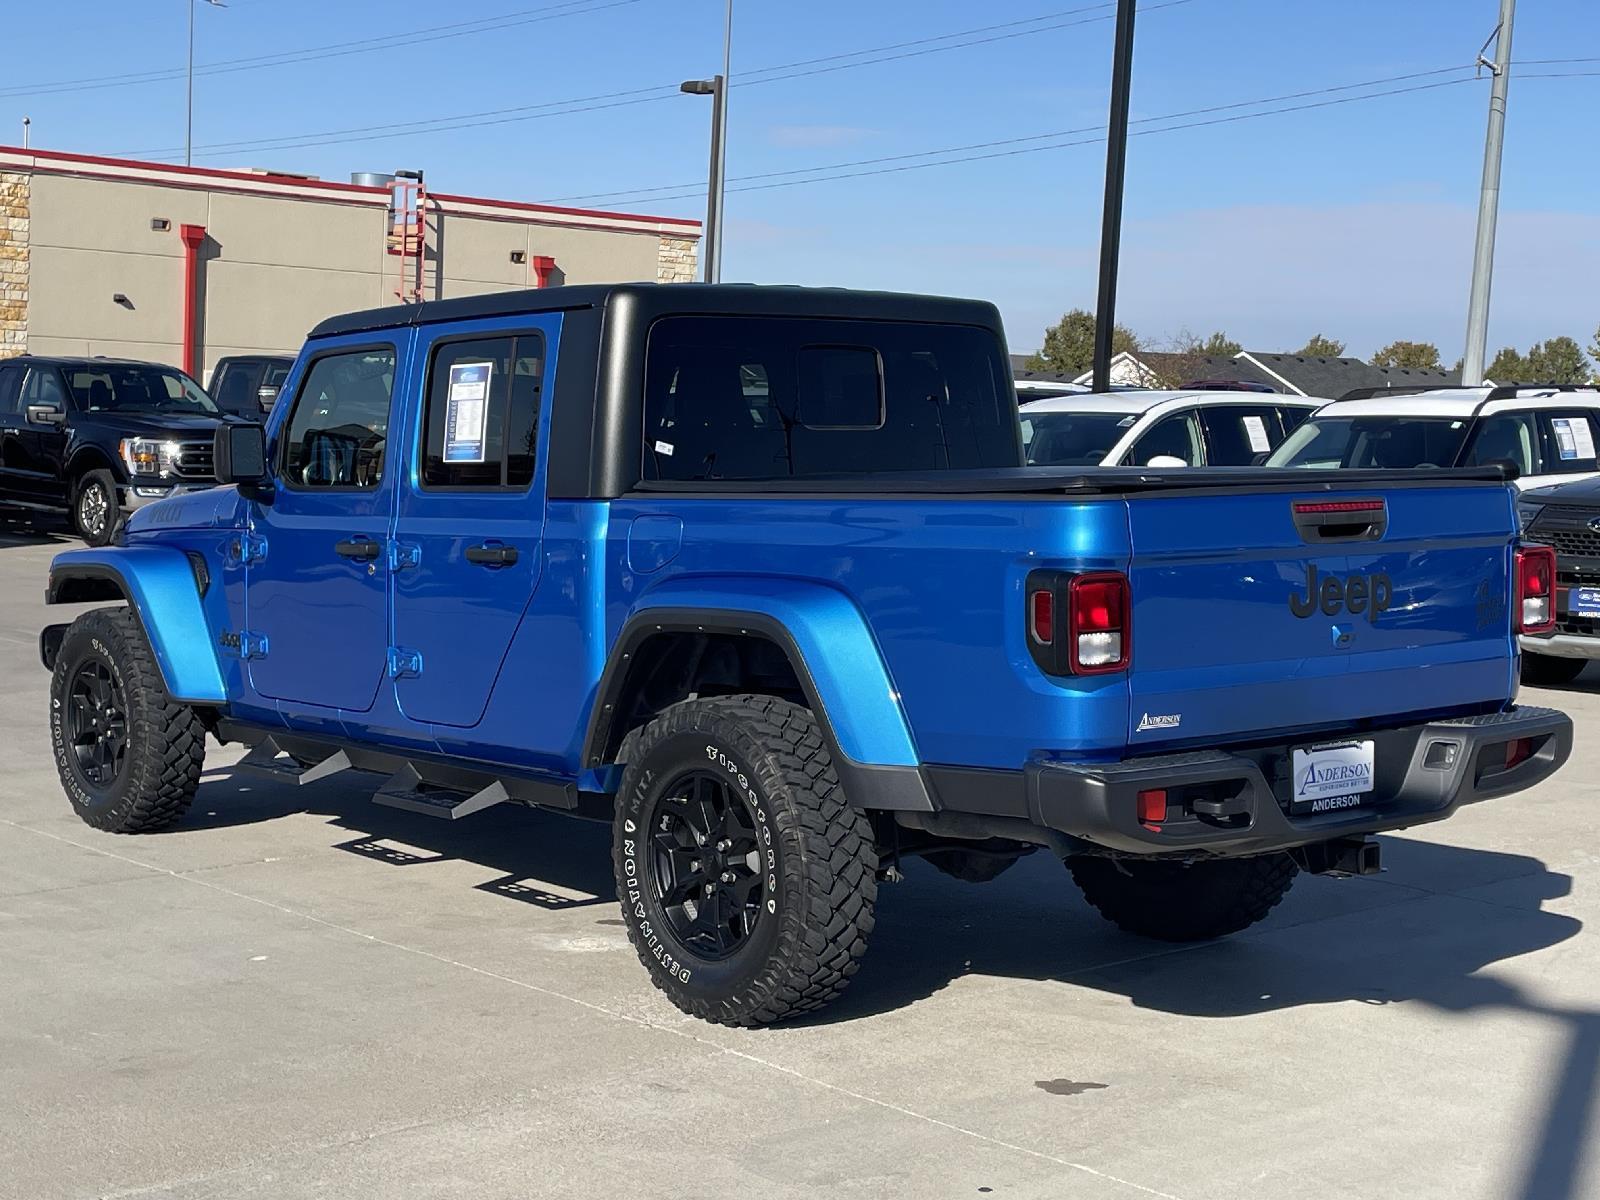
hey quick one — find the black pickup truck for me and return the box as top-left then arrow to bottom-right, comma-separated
0,355 -> 233,544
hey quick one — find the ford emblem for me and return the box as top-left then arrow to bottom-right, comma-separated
1588,517 -> 1600,534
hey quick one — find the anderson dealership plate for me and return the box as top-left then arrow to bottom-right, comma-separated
1290,739 -> 1375,814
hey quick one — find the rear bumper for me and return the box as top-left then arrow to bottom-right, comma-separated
1024,706 -> 1571,857
1520,633 -> 1600,661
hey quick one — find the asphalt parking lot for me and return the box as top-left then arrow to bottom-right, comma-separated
1,517 -> 1597,1200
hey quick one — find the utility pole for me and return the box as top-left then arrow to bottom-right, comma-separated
21,116 -> 29,150
680,0 -> 733,283
1091,0 -> 1138,394
1461,0 -> 1516,386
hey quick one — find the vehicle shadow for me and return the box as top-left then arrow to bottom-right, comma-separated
183,765 -> 1593,1198
0,512 -> 71,548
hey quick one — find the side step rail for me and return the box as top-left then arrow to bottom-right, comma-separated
372,765 -> 510,821
236,737 -> 353,786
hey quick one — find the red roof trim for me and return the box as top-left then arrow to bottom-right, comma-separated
0,144 -> 700,231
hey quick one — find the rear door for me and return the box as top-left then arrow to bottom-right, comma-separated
389,316 -> 555,727
1123,481 -> 1513,751
15,366 -> 71,504
0,362 -> 25,502
1198,403 -> 1284,465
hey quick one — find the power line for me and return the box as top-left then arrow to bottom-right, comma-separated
112,1 -> 1168,161
573,73 -> 1493,208
0,0 -> 642,100
552,64 -> 1481,205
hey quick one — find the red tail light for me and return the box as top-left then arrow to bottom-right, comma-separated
1026,570 -> 1131,675
1515,544 -> 1556,634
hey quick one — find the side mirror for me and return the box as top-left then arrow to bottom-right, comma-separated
1486,457 -> 1522,482
1145,454 -> 1189,469
26,404 -> 65,427
214,423 -> 270,490
257,385 -> 279,410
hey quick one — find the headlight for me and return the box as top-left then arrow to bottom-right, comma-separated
119,438 -> 182,479
1516,501 -> 1545,533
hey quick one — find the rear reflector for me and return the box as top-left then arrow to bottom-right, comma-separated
1029,589 -> 1055,645
1137,788 -> 1166,826
1515,544 -> 1557,634
1504,738 -> 1534,770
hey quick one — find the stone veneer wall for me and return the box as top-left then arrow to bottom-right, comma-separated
656,234 -> 699,284
0,170 -> 26,358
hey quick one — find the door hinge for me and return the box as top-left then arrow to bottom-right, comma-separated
387,646 -> 423,679
219,629 -> 269,659
226,532 -> 268,567
388,540 -> 421,572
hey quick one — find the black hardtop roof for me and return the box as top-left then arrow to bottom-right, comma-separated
308,282 -> 1005,340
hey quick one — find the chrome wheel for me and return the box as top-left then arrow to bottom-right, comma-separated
77,481 -> 110,539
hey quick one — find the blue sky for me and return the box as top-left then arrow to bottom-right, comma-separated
7,0 -> 1599,360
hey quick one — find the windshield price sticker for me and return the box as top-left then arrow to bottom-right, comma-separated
1550,417 -> 1595,462
1290,739 -> 1375,813
1242,414 -> 1272,454
443,361 -> 493,463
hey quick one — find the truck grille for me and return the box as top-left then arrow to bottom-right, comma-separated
170,440 -> 215,481
1529,506 -> 1600,560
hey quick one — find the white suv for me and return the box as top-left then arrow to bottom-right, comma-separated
1020,389 -> 1322,468
1266,386 -> 1600,490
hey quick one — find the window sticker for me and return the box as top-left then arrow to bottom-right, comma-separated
1568,417 -> 1596,460
1552,417 -> 1580,462
443,361 -> 492,463
1241,414 -> 1272,453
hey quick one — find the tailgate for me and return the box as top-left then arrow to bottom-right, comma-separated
1125,481 -> 1516,750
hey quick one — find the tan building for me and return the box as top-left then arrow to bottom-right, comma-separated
0,146 -> 700,378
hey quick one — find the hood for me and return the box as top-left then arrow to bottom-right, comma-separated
124,485 -> 250,535
75,410 -> 238,439
1523,475 -> 1600,505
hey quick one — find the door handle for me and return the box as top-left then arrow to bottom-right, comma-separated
465,542 -> 519,567
334,537 -> 382,562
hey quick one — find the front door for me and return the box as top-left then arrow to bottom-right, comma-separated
390,318 -> 555,727
12,366 -> 72,504
245,338 -> 403,712
0,361 -> 26,503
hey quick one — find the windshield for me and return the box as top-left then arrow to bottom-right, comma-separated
63,364 -> 218,416
1266,415 -> 1471,469
1020,410 -> 1137,466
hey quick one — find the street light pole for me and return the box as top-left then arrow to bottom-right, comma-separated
1091,0 -> 1138,394
680,75 -> 727,283
1461,0 -> 1517,386
186,0 -> 226,168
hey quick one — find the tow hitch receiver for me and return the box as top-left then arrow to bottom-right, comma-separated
1295,837 -> 1382,877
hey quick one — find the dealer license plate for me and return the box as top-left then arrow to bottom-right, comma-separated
1568,587 -> 1600,618
1290,740 -> 1375,814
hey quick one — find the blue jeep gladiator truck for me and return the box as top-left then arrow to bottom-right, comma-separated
39,283 -> 1573,1025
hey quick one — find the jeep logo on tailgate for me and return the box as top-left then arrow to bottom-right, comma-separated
1289,564 -> 1391,622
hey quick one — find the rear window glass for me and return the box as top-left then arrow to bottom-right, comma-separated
1022,411 -> 1135,466
1268,416 -> 1471,469
642,316 -> 1017,480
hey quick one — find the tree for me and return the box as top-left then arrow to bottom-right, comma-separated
1027,308 -> 1139,374
1370,340 -> 1443,370
1590,324 -> 1600,372
1295,333 -> 1345,357
1150,329 -> 1243,387
1487,346 -> 1529,381
1525,336 -> 1591,384
1197,330 -> 1242,357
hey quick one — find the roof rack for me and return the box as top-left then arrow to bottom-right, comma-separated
1482,383 -> 1600,403
1335,384 -> 1454,402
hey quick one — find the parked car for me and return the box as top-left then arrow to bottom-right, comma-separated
1016,379 -> 1090,404
1266,385 -> 1600,489
208,354 -> 295,416
0,355 -> 233,544
1021,389 -> 1319,467
1513,475 -> 1600,684
38,283 -> 1570,1026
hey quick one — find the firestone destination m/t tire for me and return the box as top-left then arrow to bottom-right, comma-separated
1068,852 -> 1298,942
49,607 -> 205,833
612,694 -> 877,1026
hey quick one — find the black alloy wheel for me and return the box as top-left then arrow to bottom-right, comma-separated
66,659 -> 128,789
648,770 -> 766,960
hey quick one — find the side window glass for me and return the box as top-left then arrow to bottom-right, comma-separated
0,364 -> 23,414
1201,405 -> 1281,465
420,333 -> 545,489
22,368 -> 67,410
1131,411 -> 1203,466
1277,405 -> 1311,433
1465,411 -> 1537,474
281,348 -> 396,490
1536,411 -> 1600,475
